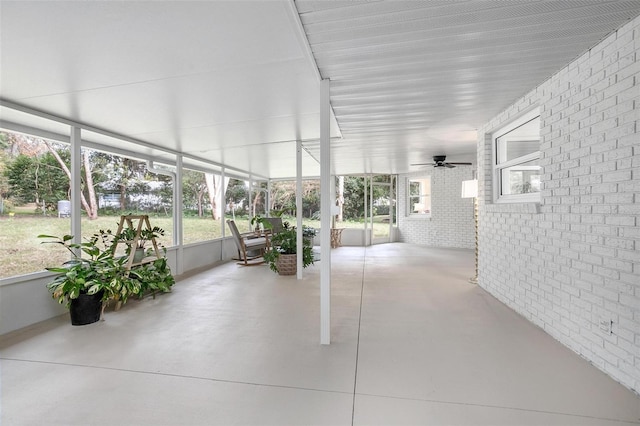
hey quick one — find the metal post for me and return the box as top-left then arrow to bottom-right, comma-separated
267,179 -> 272,217
364,175 -> 368,246
70,126 -> 82,251
296,140 -> 303,279
248,177 -> 253,228
370,175 -> 374,245
221,167 -> 226,260
320,79 -> 331,345
175,155 -> 184,275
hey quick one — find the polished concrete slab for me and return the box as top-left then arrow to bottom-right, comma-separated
1,244 -> 638,425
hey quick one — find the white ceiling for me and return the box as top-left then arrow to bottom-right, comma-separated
1,1 -> 639,178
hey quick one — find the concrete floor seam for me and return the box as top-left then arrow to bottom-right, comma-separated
354,391 -> 640,424
350,246 -> 368,426
0,357 -> 354,397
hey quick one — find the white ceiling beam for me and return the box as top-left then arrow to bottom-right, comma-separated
0,99 -> 264,180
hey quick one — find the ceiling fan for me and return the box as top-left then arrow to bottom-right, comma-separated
411,155 -> 472,168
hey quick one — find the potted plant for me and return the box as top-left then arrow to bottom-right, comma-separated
263,222 -> 314,275
116,225 -> 165,263
39,230 -> 141,325
250,215 -> 272,234
129,255 -> 175,296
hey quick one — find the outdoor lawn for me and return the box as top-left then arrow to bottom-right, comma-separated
0,213 -> 387,279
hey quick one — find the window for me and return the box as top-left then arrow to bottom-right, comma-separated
493,109 -> 541,203
182,169 -> 229,244
407,176 -> 431,217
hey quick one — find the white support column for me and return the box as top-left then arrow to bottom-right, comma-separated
267,179 -> 272,217
364,175 -> 369,246
369,175 -> 374,245
221,167 -> 226,260
296,140 -> 303,279
320,79 -> 331,345
330,174 -> 336,226
390,176 -> 396,241
70,127 -> 82,249
248,177 -> 253,226
175,155 -> 184,275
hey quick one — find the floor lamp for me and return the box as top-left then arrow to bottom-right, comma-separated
461,179 -> 478,284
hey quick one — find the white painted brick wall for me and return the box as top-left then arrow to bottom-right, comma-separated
477,15 -> 640,394
397,166 -> 475,249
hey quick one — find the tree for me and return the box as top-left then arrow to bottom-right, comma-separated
225,179 -> 248,215
4,152 -> 69,207
266,180 -> 321,218
146,173 -> 173,215
269,181 -> 296,214
342,176 -> 386,220
43,140 -> 99,219
183,170 -> 207,216
301,180 -> 320,217
1,131 -> 55,210
0,151 -> 8,214
0,134 -> 7,213
337,176 -> 344,222
94,154 -> 151,211
205,173 -> 230,220
4,155 -> 35,204
1,131 -> 45,158
82,148 -> 99,219
0,133 -> 8,150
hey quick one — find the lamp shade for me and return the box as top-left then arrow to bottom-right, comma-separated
461,179 -> 478,198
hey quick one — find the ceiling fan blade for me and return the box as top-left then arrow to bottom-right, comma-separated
447,162 -> 473,165
444,163 -> 456,168
410,163 -> 435,166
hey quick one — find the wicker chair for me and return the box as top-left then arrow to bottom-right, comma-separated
227,220 -> 269,265
262,217 -> 283,235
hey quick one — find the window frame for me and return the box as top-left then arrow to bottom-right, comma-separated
406,176 -> 432,218
492,108 -> 541,204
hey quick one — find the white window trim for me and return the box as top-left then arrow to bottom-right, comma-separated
407,176 -> 432,218
492,108 -> 541,204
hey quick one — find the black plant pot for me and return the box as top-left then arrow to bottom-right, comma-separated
69,290 -> 104,326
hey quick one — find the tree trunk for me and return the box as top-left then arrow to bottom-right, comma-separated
197,191 -> 204,217
119,159 -> 129,210
204,174 -> 217,219
119,183 -> 126,211
252,191 -> 261,217
34,161 -> 40,205
82,150 -> 99,219
205,174 -> 229,220
43,140 -> 94,218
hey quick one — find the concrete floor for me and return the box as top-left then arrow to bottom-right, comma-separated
1,244 -> 638,425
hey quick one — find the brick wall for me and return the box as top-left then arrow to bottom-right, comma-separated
397,166 -> 475,249
477,15 -> 639,393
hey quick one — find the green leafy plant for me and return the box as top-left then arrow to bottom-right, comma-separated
38,231 -> 138,307
263,222 -> 314,273
139,226 -> 165,249
129,256 -> 175,295
116,226 -> 165,250
250,215 -> 272,232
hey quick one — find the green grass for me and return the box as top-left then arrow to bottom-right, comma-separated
0,214 -> 390,279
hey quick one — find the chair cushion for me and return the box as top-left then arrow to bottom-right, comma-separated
245,237 -> 267,248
